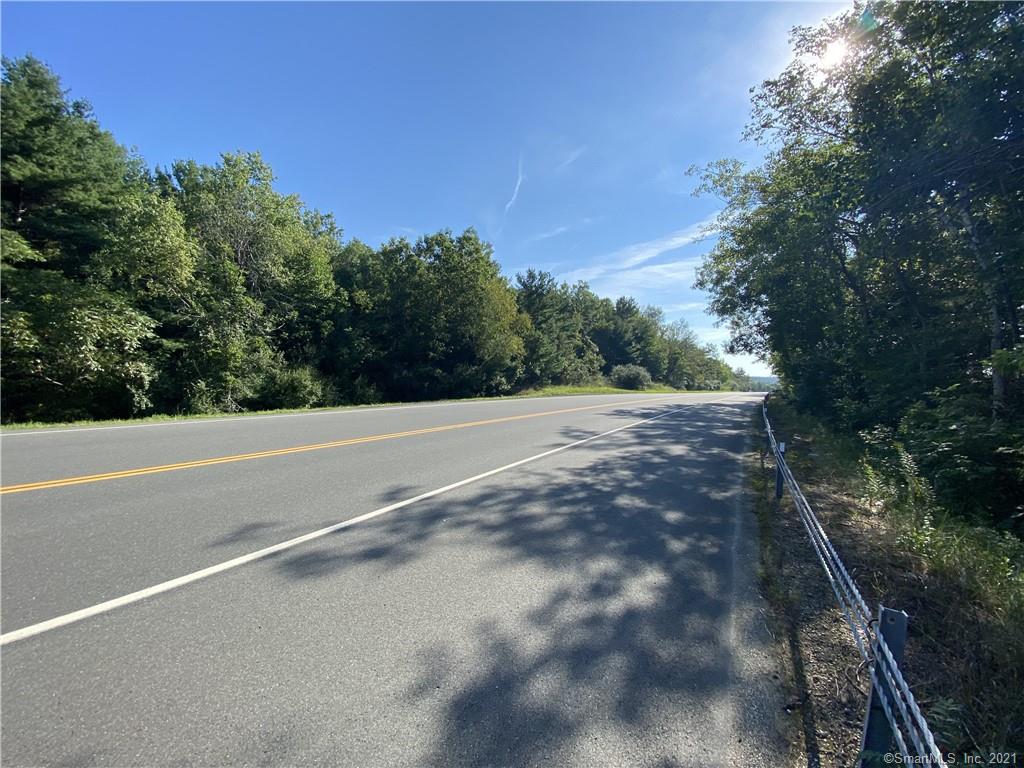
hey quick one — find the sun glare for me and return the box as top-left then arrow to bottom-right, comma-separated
820,39 -> 849,70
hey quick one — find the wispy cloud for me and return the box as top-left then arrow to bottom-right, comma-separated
662,301 -> 708,313
692,326 -> 732,344
582,257 -> 705,296
554,145 -> 587,173
503,153 -> 525,220
527,225 -> 570,243
560,214 -> 718,285
615,220 -> 714,270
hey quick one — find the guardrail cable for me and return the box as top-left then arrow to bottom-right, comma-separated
874,632 -> 945,762
762,395 -> 946,767
870,668 -> 913,761
763,399 -> 873,660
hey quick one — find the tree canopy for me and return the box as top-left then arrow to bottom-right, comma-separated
695,2 -> 1023,530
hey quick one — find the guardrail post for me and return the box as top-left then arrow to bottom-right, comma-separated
775,442 -> 786,499
859,606 -> 909,766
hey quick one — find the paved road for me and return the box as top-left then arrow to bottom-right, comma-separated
1,392 -> 786,766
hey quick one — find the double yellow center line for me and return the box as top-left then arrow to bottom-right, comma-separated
0,396 -> 681,495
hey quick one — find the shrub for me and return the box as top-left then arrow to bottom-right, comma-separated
898,384 -> 1024,534
610,364 -> 653,390
256,365 -> 326,409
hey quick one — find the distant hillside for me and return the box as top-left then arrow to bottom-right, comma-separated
749,376 -> 778,390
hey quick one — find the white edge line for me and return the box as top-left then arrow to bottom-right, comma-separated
0,393 -> 708,438
0,396 -> 734,646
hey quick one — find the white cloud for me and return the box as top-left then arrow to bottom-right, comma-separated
527,225 -> 570,243
661,301 -> 708,313
505,154 -> 528,218
584,257 -> 705,296
692,326 -> 732,344
554,145 -> 587,173
560,214 -> 718,285
691,329 -> 776,376
614,219 -> 714,270
723,351 -> 774,378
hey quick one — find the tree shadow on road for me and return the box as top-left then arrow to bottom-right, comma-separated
271,401 -> 787,766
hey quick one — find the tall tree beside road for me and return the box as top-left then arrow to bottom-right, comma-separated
515,269 -> 603,387
695,2 -> 1023,529
331,230 -> 526,401
159,153 -> 342,412
1,56 -> 192,420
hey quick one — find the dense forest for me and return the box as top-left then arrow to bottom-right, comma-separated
697,1 -> 1023,533
0,56 -> 752,425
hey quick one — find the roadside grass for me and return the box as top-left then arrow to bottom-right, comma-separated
521,382 -> 680,397
0,382 -> 725,432
759,396 -> 1024,759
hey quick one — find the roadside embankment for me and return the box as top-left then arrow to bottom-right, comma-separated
753,396 -> 1023,765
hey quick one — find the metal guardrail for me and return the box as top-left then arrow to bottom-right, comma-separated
762,394 -> 946,767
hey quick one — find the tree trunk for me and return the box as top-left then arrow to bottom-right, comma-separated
956,203 -> 1006,417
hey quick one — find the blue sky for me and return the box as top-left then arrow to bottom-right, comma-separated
2,1 -> 845,376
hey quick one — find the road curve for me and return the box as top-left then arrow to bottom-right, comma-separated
1,392 -> 787,766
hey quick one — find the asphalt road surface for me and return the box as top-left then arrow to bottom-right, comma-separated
1,392 -> 787,767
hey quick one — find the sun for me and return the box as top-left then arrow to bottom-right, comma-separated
819,39 -> 850,70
